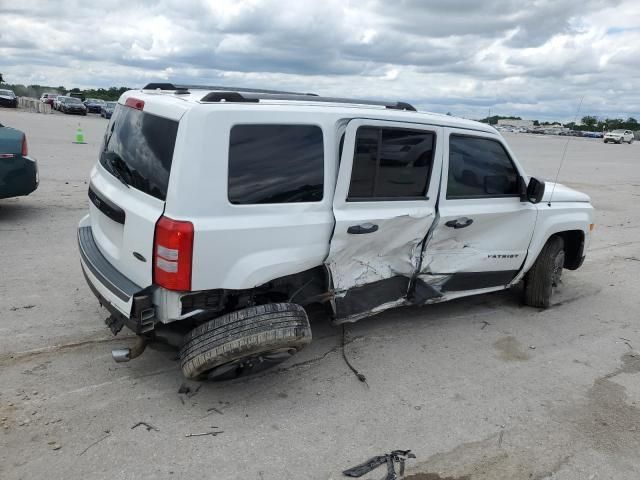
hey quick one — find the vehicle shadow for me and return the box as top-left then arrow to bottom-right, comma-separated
173,286 -> 527,392
0,199 -> 43,222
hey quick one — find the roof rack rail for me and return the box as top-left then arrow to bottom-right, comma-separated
142,83 -> 315,96
200,91 -> 417,111
141,83 -> 417,111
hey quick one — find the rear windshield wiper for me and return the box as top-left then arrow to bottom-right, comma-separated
104,153 -> 130,188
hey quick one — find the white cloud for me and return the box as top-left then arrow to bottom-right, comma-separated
0,0 -> 638,120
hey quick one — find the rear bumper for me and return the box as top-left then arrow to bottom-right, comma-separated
78,220 -> 155,334
0,155 -> 38,199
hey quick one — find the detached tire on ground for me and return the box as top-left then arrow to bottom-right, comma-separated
180,303 -> 312,380
524,236 -> 565,308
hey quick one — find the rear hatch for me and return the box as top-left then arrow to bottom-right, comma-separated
88,100 -> 180,288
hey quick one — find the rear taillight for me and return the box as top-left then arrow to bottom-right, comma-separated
21,135 -> 28,156
153,216 -> 194,291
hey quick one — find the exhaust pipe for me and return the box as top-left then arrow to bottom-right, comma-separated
112,336 -> 148,363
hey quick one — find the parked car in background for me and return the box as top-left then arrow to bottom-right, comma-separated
0,89 -> 18,108
68,92 -> 85,101
604,129 -> 634,144
53,96 -> 66,110
100,101 -> 116,119
583,131 -> 604,138
59,96 -> 87,115
40,93 -> 59,105
84,98 -> 105,113
0,122 -> 38,199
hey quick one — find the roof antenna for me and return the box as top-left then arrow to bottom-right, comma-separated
548,96 -> 584,206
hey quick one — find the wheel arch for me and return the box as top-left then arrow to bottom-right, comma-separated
515,207 -> 591,283
557,230 -> 585,270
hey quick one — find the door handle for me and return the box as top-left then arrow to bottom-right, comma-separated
347,223 -> 379,234
445,217 -> 473,229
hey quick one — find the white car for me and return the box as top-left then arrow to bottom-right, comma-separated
604,129 -> 634,144
78,84 -> 594,380
53,95 -> 67,111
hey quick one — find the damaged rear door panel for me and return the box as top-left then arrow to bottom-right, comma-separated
418,128 -> 538,296
326,119 -> 443,321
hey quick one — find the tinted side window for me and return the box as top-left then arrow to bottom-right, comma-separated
348,127 -> 434,200
447,136 -> 519,199
228,125 -> 324,204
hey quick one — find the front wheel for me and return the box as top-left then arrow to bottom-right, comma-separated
524,236 -> 565,308
180,303 -> 312,380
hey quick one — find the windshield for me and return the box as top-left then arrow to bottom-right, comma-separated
99,104 -> 178,200
611,129 -> 626,134
88,98 -> 104,103
67,97 -> 82,103
0,90 -> 14,96
105,102 -> 116,108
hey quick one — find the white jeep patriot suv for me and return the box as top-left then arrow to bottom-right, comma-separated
78,83 -> 594,380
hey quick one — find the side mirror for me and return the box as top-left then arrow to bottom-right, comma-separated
526,177 -> 545,204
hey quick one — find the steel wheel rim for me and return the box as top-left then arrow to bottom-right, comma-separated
206,348 -> 297,381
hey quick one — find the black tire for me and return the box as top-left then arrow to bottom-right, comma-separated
180,303 -> 312,380
524,236 -> 565,308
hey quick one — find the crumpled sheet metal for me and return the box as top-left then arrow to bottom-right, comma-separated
328,215 -> 431,293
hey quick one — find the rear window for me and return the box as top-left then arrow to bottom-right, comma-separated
100,104 -> 178,200
228,124 -> 324,204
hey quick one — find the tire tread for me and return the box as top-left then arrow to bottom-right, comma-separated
179,303 -> 311,379
524,236 -> 564,308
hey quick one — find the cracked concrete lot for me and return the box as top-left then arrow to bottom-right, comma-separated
1,109 -> 640,479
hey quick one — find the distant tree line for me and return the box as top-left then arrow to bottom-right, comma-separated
477,113 -> 638,131
0,78 -> 130,101
567,116 -> 639,132
478,115 -> 521,125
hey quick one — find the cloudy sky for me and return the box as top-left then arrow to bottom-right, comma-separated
1,0 -> 639,120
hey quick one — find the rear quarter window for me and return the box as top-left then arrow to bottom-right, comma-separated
228,124 -> 324,204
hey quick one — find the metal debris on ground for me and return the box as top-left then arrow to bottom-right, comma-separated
48,441 -> 62,451
78,433 -> 111,456
206,406 -> 224,415
185,431 -> 224,438
131,421 -> 159,432
341,325 -> 367,385
343,450 -> 416,479
178,382 -> 202,398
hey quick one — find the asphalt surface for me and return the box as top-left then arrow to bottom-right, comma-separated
1,108 -> 639,480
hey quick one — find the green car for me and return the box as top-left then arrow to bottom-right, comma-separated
0,123 -> 38,199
